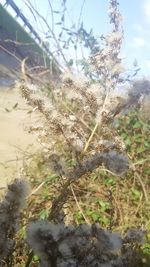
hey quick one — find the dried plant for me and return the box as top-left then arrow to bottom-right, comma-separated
0,177 -> 146,267
18,1 -> 129,164
50,150 -> 129,180
0,179 -> 29,266
3,1 -> 148,266
16,0 -> 132,228
90,0 -> 123,87
89,0 -> 126,128
26,220 -> 145,267
18,72 -> 129,173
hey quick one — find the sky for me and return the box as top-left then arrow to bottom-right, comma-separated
1,0 -> 150,76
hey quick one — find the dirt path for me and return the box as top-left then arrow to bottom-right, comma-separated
0,87 -> 40,190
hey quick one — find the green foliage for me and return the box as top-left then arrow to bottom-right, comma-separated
115,110 -> 150,157
17,93 -> 149,265
131,188 -> 141,201
70,110 -> 150,231
75,200 -> 111,226
141,233 -> 150,266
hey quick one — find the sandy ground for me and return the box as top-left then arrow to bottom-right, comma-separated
0,31 -> 48,193
0,87 -> 40,191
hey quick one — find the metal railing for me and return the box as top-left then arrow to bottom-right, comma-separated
4,0 -> 51,57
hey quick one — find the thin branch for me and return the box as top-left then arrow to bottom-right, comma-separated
61,101 -> 98,137
47,0 -> 55,32
26,0 -> 71,70
135,172 -> 148,202
135,192 -> 143,216
70,185 -> 90,224
0,44 -> 22,63
77,0 -> 86,29
28,181 -> 45,197
3,39 -> 35,45
83,123 -> 98,153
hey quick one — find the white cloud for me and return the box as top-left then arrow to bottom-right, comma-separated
144,59 -> 150,68
144,0 -> 150,23
132,37 -> 146,47
132,23 -> 145,33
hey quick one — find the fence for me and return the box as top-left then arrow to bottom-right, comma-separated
0,2 -> 59,73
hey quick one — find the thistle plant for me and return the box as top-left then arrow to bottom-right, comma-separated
26,220 -> 145,267
90,0 -> 123,89
16,0 -> 132,227
19,1 -> 128,161
0,179 -> 29,266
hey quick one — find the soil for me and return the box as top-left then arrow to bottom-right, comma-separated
0,87 -> 40,192
0,26 -> 42,192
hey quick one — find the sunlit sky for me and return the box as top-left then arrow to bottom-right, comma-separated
1,0 -> 150,76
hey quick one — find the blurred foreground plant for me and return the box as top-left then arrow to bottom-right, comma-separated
0,179 -> 29,266
0,178 -> 147,267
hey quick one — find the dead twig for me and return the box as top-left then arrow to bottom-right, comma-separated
70,185 -> 90,224
83,123 -> 98,153
135,172 -> 149,202
28,181 -> 46,197
135,192 -> 143,216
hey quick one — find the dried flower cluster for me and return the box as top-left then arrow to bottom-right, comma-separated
0,176 -> 146,267
90,0 -> 123,91
88,0 -> 126,127
17,1 -> 129,175
18,76 -> 130,183
27,220 -> 145,267
49,150 -> 129,180
16,0 -> 131,248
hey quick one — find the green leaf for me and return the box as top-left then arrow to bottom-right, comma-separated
33,255 -> 40,262
91,213 -> 99,221
39,210 -> 49,219
98,217 -> 110,225
136,146 -> 146,153
131,188 -> 140,199
91,174 -> 98,181
125,138 -> 131,146
104,178 -> 115,185
121,133 -> 127,139
133,121 -> 142,129
144,168 -> 150,175
98,200 -> 109,211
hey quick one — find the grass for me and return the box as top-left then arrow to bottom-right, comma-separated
26,110 -> 149,226
17,108 -> 149,266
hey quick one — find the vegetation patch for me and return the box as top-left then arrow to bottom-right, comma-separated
0,0 -> 150,266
